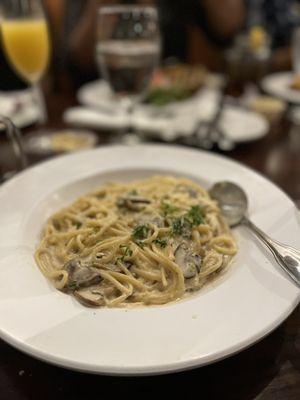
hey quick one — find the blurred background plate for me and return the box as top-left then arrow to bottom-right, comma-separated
261,72 -> 300,104
77,79 -> 123,113
25,129 -> 98,156
69,88 -> 269,143
77,78 -> 205,112
135,102 -> 269,142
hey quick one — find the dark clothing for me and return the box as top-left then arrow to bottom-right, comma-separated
68,0 -> 235,86
262,0 -> 300,47
0,0 -> 239,90
158,0 -> 234,61
247,0 -> 300,48
59,0 -> 236,86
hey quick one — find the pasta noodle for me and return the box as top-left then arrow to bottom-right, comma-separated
35,176 -> 237,307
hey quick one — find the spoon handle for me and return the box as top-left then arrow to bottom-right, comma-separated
242,217 -> 300,287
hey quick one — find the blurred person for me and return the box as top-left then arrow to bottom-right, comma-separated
44,0 -> 245,86
246,0 -> 300,71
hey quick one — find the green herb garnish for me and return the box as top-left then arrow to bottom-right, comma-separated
129,189 -> 138,195
172,217 -> 186,236
153,238 -> 168,248
75,222 -> 82,229
132,225 -> 149,240
185,205 -> 204,226
161,201 -> 179,216
145,87 -> 191,106
68,281 -> 79,291
135,241 -> 146,248
172,205 -> 204,236
119,244 -> 133,260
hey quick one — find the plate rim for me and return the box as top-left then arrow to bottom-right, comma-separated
1,143 -> 295,202
0,297 -> 297,376
0,144 -> 299,375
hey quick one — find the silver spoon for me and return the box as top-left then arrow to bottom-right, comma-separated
209,181 -> 300,287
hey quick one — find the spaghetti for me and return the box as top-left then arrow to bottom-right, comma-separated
35,176 -> 237,307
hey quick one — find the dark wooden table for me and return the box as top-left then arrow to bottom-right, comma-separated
0,82 -> 299,400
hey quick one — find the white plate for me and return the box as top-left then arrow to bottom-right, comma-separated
0,90 -> 39,128
77,79 -> 124,112
25,129 -> 98,155
133,93 -> 269,142
74,83 -> 268,143
76,79 -> 204,116
0,145 -> 299,375
261,71 -> 300,104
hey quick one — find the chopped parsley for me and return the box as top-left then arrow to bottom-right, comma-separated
153,238 -> 168,248
128,189 -> 138,195
172,217 -> 186,236
185,205 -> 204,226
172,205 -> 204,236
68,281 -> 79,291
135,241 -> 146,248
119,245 -> 133,260
132,225 -> 149,240
75,221 -> 82,229
161,201 -> 179,216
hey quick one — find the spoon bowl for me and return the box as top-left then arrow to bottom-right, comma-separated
209,181 -> 248,226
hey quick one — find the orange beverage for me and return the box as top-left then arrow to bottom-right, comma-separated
1,18 -> 50,83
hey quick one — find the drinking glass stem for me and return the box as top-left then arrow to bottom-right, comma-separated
126,101 -> 135,134
0,115 -> 28,183
32,83 -> 47,124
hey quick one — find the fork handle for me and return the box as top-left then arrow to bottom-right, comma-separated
242,216 -> 300,287
0,115 -> 28,171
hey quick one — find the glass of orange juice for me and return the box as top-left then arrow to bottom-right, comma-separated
0,0 -> 50,123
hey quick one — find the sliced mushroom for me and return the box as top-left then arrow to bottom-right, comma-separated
174,242 -> 202,279
119,260 -> 133,270
117,195 -> 151,211
74,287 -> 105,307
63,259 -> 101,289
